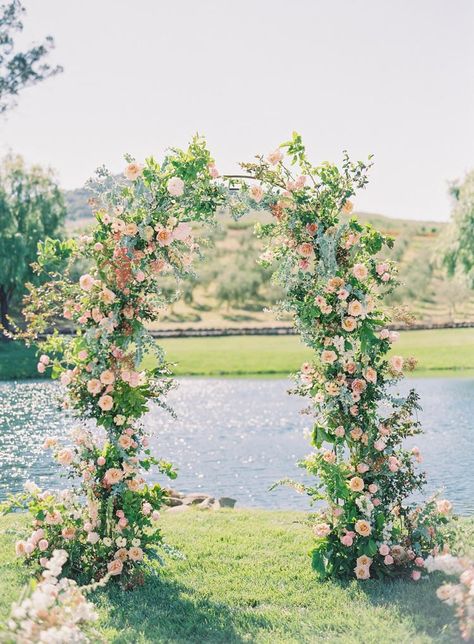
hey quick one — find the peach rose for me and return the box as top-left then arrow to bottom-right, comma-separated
156,228 -> 174,246
352,263 -> 368,280
118,435 -> 133,449
128,546 -> 144,561
313,523 -> 331,538
249,184 -> 264,203
436,499 -> 452,515
100,370 -> 115,385
107,558 -> 124,575
352,379 -> 366,394
267,149 -> 283,165
349,476 -> 364,492
354,519 -> 372,537
321,350 -> 337,364
348,300 -> 364,317
354,564 -> 370,580
57,448 -> 74,466
342,317 -> 357,332
356,555 -> 372,567
389,355 -> 404,373
298,242 -> 314,257
98,394 -> 113,411
87,378 -> 102,395
125,222 -> 138,236
364,367 -> 377,384
124,163 -> 143,181
342,200 -> 354,214
15,540 -> 27,556
104,468 -> 123,485
114,548 -> 128,561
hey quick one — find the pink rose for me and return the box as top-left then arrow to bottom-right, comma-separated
37,362 -> 46,373
384,555 -> 394,565
79,274 -> 94,291
379,544 -> 390,556
173,222 -> 193,241
411,570 -> 421,581
38,539 -> 49,552
167,177 -> 185,196
97,456 -> 106,466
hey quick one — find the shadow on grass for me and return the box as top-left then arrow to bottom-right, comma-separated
354,575 -> 461,643
96,572 -> 269,643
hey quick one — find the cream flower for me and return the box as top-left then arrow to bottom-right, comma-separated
167,176 -> 185,196
124,163 -> 143,181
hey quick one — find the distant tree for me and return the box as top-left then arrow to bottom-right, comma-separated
444,170 -> 474,285
0,154 -> 66,334
0,0 -> 62,114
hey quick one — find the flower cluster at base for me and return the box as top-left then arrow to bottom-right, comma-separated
236,133 -> 452,580
426,554 -> 474,641
4,137 -> 226,584
5,549 -> 100,643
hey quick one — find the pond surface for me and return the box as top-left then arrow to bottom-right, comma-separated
0,378 -> 472,513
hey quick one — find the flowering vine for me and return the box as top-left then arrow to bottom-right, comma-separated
2,137 -> 226,584
235,133 -> 452,580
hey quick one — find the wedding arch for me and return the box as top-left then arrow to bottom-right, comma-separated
3,134 -> 451,589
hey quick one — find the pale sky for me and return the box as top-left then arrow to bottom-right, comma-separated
1,0 -> 473,221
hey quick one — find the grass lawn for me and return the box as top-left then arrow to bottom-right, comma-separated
1,328 -> 474,380
151,327 -> 474,377
0,510 -> 468,643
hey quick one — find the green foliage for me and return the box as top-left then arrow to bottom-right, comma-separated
444,170 -> 474,285
0,154 -> 66,331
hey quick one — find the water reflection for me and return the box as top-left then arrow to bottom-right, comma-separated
0,378 -> 472,513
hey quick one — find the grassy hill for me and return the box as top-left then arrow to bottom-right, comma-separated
63,185 -> 471,328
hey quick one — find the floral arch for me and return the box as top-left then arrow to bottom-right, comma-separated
4,134 -> 451,591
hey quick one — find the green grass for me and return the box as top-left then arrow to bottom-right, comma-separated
148,328 -> 474,377
2,328 -> 474,380
0,341 -> 41,380
0,511 -> 469,643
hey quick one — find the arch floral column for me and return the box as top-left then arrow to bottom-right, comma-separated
7,137 -> 226,583
235,133 -> 451,580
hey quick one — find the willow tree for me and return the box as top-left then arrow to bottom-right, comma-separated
0,154 -> 66,334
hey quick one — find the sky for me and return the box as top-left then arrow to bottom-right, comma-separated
0,0 -> 473,221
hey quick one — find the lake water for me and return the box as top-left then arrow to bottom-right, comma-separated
0,378 -> 472,513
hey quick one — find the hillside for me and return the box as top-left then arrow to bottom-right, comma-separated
62,185 -> 471,327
